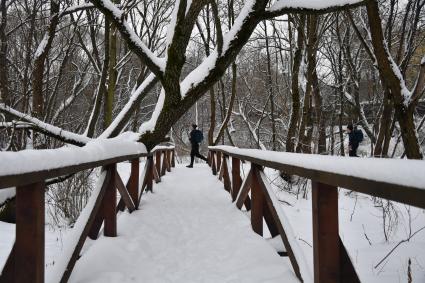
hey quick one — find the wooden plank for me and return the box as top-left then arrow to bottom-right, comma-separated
115,173 -> 136,213
0,153 -> 147,190
161,151 -> 167,176
236,168 -> 253,209
139,159 -> 149,191
138,157 -> 153,205
0,243 -> 15,282
222,156 -> 231,193
218,155 -> 224,181
15,181 -> 44,283
166,150 -> 171,172
155,151 -> 161,177
88,201 -> 104,240
216,151 -> 222,174
104,164 -> 117,237
116,198 -> 125,212
231,157 -> 242,201
60,169 -> 111,282
244,195 -> 252,211
255,169 -> 303,281
153,165 -> 161,183
251,165 -> 264,236
263,202 -> 279,237
312,181 -> 339,283
209,147 -> 425,209
128,158 -> 139,207
171,150 -> 176,167
339,237 -> 361,283
146,156 -> 154,192
211,151 -> 217,175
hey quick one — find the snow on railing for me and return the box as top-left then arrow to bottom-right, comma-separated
208,146 -> 425,283
0,142 -> 175,283
0,133 -> 146,187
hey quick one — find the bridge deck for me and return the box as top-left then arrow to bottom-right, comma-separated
69,164 -> 298,282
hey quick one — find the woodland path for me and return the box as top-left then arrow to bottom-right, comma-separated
69,164 -> 298,283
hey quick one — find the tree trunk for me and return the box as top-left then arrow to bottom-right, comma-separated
0,0 -> 9,106
263,21 -> 277,150
286,16 -> 304,152
104,12 -> 118,128
31,0 -> 60,119
366,0 -> 422,159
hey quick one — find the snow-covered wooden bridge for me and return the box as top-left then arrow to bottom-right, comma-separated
0,141 -> 425,283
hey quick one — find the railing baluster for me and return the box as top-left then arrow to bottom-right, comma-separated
221,155 -> 231,193
104,164 -> 117,237
161,151 -> 167,176
312,181 -> 339,283
216,151 -> 222,173
147,155 -> 154,192
171,149 -> 176,167
166,150 -> 171,172
250,164 -> 264,236
211,151 -> 217,175
155,151 -> 161,177
14,181 -> 45,283
128,158 -> 139,208
231,157 -> 241,202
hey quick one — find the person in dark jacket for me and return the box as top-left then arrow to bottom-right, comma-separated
347,124 -> 363,157
187,124 -> 208,168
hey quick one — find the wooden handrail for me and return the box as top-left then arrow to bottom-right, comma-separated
0,145 -> 175,190
0,144 -> 176,283
209,146 -> 425,283
209,146 -> 425,209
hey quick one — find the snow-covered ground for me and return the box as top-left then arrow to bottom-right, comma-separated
68,164 -> 297,282
262,167 -> 425,283
1,158 -> 424,282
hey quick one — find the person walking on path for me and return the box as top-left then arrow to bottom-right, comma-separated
187,124 -> 208,168
347,124 -> 363,157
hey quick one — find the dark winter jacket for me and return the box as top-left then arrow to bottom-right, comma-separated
349,129 -> 363,148
189,129 -> 202,145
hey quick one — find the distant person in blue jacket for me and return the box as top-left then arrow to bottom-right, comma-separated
187,124 -> 208,168
347,124 -> 363,157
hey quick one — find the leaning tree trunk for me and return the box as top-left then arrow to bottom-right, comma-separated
366,0 -> 422,159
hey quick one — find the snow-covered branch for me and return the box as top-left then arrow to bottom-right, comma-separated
262,0 -> 365,18
0,104 -> 90,146
88,0 -> 165,77
100,73 -> 158,138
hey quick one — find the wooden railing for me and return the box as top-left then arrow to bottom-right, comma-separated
208,146 -> 425,283
0,144 -> 175,283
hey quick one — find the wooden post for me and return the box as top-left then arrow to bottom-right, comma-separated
147,155 -> 154,192
15,182 -> 45,283
216,151 -> 222,172
250,165 -> 264,236
171,149 -> 176,167
104,164 -> 117,237
231,157 -> 242,201
222,155 -> 231,193
128,158 -> 139,208
161,151 -> 167,176
312,181 -> 340,283
166,150 -> 171,172
155,151 -> 161,176
211,151 -> 217,175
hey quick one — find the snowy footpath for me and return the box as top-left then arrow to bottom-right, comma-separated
69,164 -> 298,283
